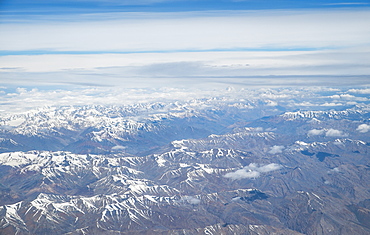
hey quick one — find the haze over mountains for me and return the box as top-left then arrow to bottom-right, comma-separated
0,86 -> 369,234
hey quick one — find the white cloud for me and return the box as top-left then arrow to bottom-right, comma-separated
256,163 -> 282,173
321,102 -> 343,106
0,87 -> 309,117
308,128 -> 346,137
325,128 -> 345,137
0,9 -> 370,89
268,145 -> 284,154
339,94 -> 355,99
330,94 -> 340,99
329,94 -> 356,100
308,129 -> 325,136
357,124 -> 370,133
0,86 -> 368,119
224,169 -> 261,180
0,87 -> 225,116
224,163 -> 282,180
1,49 -> 370,89
111,145 -> 126,151
2,10 -> 370,52
348,88 -> 370,94
182,196 -> 201,205
254,127 -> 264,132
293,101 -> 316,106
266,100 -> 278,106
329,94 -> 368,101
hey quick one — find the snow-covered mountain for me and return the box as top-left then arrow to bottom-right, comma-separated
0,98 -> 284,155
0,90 -> 369,234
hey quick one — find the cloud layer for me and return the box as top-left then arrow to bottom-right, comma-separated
308,128 -> 347,137
1,9 -> 370,88
224,163 -> 282,180
0,86 -> 368,117
325,129 -> 346,137
268,145 -> 285,154
308,129 -> 326,136
357,124 -> 370,133
2,10 -> 370,52
1,49 -> 370,89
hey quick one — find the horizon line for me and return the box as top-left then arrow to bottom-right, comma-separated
0,47 -> 334,56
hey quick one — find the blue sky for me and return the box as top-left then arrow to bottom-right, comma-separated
1,0 -> 369,14
0,0 -> 370,90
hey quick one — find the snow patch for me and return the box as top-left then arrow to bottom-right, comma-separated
156,155 -> 166,167
179,163 -> 190,168
7,118 -> 26,127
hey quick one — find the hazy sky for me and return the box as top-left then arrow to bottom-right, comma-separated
1,0 -> 370,90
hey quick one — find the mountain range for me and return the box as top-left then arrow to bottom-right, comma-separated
0,92 -> 369,234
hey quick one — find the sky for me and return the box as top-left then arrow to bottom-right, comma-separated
0,0 -> 370,91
